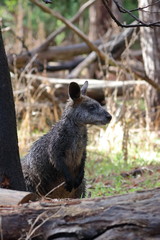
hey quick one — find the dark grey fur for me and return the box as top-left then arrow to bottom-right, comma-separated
22,81 -> 112,199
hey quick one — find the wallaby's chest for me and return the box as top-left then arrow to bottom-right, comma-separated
65,130 -> 87,169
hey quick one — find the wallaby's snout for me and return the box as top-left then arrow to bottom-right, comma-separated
104,111 -> 112,124
94,108 -> 112,125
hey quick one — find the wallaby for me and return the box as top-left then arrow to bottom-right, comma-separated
22,81 -> 112,198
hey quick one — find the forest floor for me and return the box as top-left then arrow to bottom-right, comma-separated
86,125 -> 160,198
86,149 -> 160,198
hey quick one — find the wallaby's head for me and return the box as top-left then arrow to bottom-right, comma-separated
65,81 -> 112,126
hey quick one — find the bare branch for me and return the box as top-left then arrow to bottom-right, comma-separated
102,0 -> 160,27
32,0 -> 96,53
30,0 -> 108,62
114,0 -> 160,13
68,27 -> 136,78
113,0 -> 146,25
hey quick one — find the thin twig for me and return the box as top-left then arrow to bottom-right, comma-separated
45,181 -> 65,198
102,0 -> 160,27
25,211 -> 51,240
114,0 -> 160,13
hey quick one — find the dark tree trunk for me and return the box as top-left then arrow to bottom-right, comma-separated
0,29 -> 26,191
139,0 -> 160,128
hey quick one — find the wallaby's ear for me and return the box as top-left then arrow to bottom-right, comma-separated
81,81 -> 88,95
69,82 -> 81,100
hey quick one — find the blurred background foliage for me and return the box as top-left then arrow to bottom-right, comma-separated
1,0 -> 84,43
0,0 -> 138,44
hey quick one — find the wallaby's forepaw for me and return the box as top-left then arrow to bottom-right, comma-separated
74,178 -> 82,189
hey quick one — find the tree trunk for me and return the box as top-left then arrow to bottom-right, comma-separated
1,188 -> 160,239
89,0 -> 112,40
0,29 -> 26,190
88,0 -> 112,78
139,0 -> 160,128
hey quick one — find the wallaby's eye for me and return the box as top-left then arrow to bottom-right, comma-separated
88,105 -> 97,111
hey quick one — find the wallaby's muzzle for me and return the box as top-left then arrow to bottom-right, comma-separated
105,112 -> 112,124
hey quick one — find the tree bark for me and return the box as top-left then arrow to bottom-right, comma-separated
139,0 -> 160,128
0,29 -> 26,191
1,188 -> 160,240
89,0 -> 112,41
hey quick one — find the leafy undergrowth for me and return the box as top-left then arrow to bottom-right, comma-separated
86,149 -> 160,198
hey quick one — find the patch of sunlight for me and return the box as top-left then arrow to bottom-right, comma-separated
138,151 -> 160,164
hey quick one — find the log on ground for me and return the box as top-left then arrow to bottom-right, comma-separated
1,188 -> 160,240
15,75 -> 146,104
0,188 -> 37,206
8,26 -> 135,70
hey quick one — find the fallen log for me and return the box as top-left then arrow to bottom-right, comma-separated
23,74 -> 146,89
45,57 -> 85,72
13,74 -> 146,104
0,188 -> 37,206
8,40 -> 102,69
8,26 -> 135,70
68,27 -> 137,78
1,188 -> 160,239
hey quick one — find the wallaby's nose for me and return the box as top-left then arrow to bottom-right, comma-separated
106,112 -> 112,123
